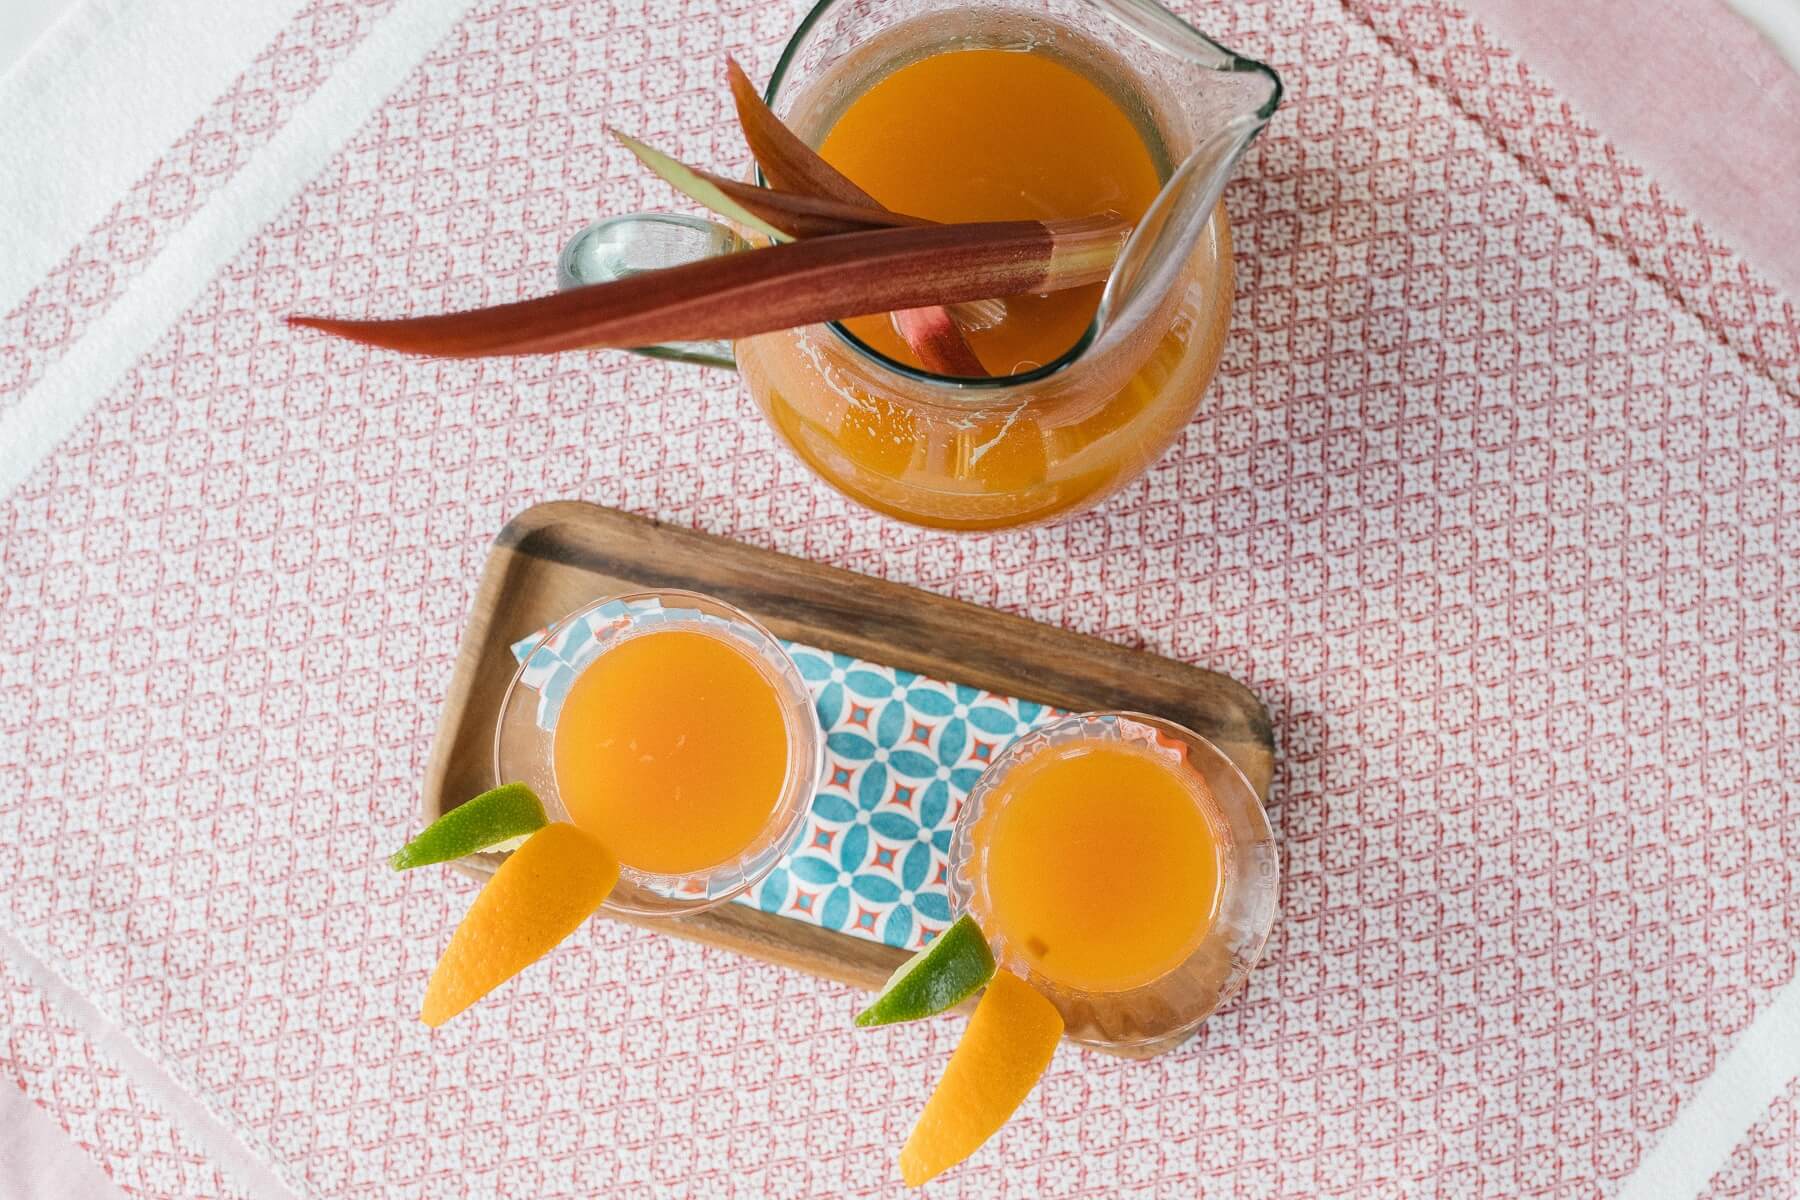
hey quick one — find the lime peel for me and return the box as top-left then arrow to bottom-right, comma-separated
855,914 -> 997,1028
391,783 -> 548,870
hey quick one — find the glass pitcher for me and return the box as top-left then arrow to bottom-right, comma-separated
561,0 -> 1281,530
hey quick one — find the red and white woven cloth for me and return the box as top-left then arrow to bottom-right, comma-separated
1,1 -> 1797,1196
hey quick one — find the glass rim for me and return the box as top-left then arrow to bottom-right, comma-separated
761,0 -> 1283,393
491,588 -> 824,916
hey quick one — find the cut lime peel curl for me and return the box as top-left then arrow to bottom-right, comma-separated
391,782 -> 549,870
855,914 -> 998,1027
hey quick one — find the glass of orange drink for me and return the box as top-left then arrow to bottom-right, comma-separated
949,711 -> 1277,1051
493,590 -> 824,915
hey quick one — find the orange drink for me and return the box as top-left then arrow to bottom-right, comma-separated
553,629 -> 789,875
950,712 -> 1278,1050
547,1 -> 1281,531
493,591 -> 823,915
735,11 -> 1241,530
981,739 -> 1222,993
818,47 -> 1163,375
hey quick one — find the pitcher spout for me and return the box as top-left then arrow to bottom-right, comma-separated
1089,1 -> 1282,353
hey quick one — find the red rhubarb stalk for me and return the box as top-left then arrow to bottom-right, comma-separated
725,57 -> 992,375
288,217 -> 1127,359
892,307 -> 988,377
725,58 -> 879,206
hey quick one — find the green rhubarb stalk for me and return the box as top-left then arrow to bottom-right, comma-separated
613,131 -> 790,243
616,130 -> 924,240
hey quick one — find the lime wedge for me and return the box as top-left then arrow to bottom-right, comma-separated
855,915 -> 997,1028
391,783 -> 548,870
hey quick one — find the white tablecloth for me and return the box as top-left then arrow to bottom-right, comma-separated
2,1 -> 1797,1196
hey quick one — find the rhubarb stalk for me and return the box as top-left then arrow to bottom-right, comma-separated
288,217 -> 1128,359
725,58 -> 880,206
725,57 -> 995,374
892,306 -> 988,378
616,131 -> 926,240
612,132 -> 791,243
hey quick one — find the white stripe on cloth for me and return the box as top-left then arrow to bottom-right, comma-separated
0,0 -> 484,501
0,1078 -> 129,1200
0,925 -> 300,1200
1727,0 -> 1800,74
0,0 -> 312,320
1615,975 -> 1800,1200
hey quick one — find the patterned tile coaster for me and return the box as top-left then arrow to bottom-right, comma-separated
511,616 -> 1062,950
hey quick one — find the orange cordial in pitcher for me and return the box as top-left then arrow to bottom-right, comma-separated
819,48 -> 1162,373
741,37 -> 1236,529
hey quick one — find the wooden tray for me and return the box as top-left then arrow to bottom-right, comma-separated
421,501 -> 1274,1055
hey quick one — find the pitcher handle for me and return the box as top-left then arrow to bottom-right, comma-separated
556,214 -> 744,369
